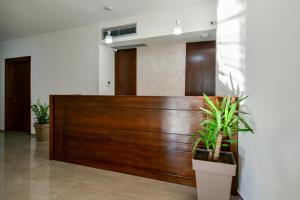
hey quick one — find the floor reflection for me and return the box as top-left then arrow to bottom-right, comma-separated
0,131 -> 197,200
0,131 -> 240,200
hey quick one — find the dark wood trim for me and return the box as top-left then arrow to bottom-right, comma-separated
230,118 -> 239,195
49,95 -> 55,160
5,56 -> 31,62
5,56 -> 31,133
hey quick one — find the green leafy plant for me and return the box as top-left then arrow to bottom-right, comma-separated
31,99 -> 49,124
192,94 -> 254,161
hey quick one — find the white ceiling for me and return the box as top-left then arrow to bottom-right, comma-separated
0,0 -> 213,41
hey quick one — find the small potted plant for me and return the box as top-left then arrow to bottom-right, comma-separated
31,99 -> 49,142
192,94 -> 253,200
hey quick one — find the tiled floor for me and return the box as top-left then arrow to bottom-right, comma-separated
0,131 -> 240,200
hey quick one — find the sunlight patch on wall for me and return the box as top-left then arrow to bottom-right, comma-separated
216,0 -> 246,96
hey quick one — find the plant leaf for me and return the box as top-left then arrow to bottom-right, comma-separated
192,138 -> 202,153
200,107 -> 213,116
203,94 -> 218,112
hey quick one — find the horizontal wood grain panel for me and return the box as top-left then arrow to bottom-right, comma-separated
53,95 -> 206,110
64,128 -> 193,152
65,156 -> 195,186
64,106 -> 201,134
65,138 -> 194,177
64,125 -> 193,144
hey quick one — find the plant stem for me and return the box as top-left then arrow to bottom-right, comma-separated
208,150 -> 213,161
213,133 -> 223,161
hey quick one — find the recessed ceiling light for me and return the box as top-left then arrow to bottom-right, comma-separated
104,6 -> 113,11
200,33 -> 210,38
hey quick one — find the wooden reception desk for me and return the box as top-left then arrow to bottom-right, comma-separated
49,95 -> 237,190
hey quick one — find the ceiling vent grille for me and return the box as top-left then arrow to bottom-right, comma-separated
102,23 -> 137,39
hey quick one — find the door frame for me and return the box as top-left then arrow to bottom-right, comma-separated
5,56 -> 31,133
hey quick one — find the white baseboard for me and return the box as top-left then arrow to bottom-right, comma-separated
237,189 -> 246,200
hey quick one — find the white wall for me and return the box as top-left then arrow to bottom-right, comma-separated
217,0 -> 300,199
99,45 -> 115,95
99,43 -> 186,96
137,44 -> 186,96
0,25 -> 99,131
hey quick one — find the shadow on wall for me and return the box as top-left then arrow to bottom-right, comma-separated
216,0 -> 257,195
216,0 -> 253,120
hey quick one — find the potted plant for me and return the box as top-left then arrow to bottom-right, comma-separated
192,94 -> 253,200
31,99 -> 49,142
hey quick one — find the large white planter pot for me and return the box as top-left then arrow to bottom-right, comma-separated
34,124 -> 49,142
192,149 -> 236,200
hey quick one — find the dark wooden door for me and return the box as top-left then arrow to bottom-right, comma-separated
185,41 -> 216,96
5,56 -> 31,133
115,48 -> 136,95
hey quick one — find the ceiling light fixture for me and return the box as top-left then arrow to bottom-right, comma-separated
105,31 -> 113,44
173,19 -> 182,35
200,33 -> 210,38
104,6 -> 113,11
